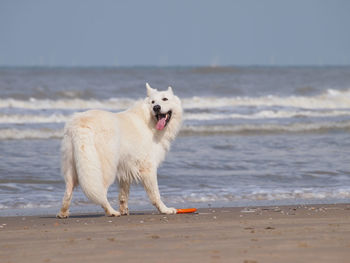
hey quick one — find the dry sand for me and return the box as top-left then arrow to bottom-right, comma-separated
1,204 -> 350,263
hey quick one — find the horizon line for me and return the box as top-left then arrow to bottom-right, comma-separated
1,64 -> 350,69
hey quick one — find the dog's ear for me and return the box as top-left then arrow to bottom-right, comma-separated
146,83 -> 156,97
167,86 -> 174,95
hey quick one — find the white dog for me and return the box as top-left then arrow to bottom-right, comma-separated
57,83 -> 182,218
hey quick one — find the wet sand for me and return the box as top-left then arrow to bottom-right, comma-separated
1,204 -> 350,263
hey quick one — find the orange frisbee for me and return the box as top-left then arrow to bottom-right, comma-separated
176,208 -> 197,214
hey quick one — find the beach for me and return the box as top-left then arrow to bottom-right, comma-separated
1,204 -> 350,263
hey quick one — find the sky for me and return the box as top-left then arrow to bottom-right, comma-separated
0,0 -> 349,67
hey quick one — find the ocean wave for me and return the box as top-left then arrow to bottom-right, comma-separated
0,113 -> 70,124
1,121 -> 349,140
1,188 -> 350,212
162,188 -> 350,203
1,109 -> 350,124
0,89 -> 349,110
0,202 -> 57,210
181,121 -> 350,135
0,128 -> 63,140
185,109 -> 350,121
0,97 -> 136,110
182,89 -> 350,110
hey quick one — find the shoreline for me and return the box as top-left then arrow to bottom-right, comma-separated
2,198 -> 350,218
1,203 -> 350,262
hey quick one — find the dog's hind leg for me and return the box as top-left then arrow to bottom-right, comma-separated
118,179 -> 130,215
73,128 -> 120,217
57,136 -> 78,219
142,172 -> 177,215
57,180 -> 75,218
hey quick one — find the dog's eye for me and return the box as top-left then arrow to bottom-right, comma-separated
151,100 -> 155,104
162,98 -> 168,101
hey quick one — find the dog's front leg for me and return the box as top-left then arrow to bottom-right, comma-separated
142,172 -> 177,214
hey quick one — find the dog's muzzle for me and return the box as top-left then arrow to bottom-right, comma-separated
153,105 -> 172,130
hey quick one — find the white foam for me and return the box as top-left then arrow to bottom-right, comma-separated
184,109 -> 350,121
162,188 -> 350,203
181,121 -> 350,135
0,89 -> 349,110
1,187 -> 350,212
17,203 -> 53,209
0,113 -> 71,124
0,97 -> 135,110
182,89 -> 350,110
0,120 -> 349,140
247,188 -> 350,201
0,108 -> 348,125
0,128 -> 63,140
0,204 -> 8,209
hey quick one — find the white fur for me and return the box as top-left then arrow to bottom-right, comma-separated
57,84 -> 182,218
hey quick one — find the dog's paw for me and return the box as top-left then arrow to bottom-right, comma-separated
106,209 -> 121,217
120,207 -> 129,216
56,211 -> 69,219
161,207 -> 177,215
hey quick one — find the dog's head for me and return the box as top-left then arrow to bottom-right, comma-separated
146,83 -> 182,131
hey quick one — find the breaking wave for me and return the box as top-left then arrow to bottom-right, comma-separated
0,89 -> 349,110
0,97 -> 135,110
181,121 -> 350,135
2,188 -> 350,213
185,110 -> 350,121
0,113 -> 70,124
1,121 -> 349,140
162,188 -> 350,204
0,128 -> 63,140
0,89 -> 348,140
1,109 -> 350,124
182,89 -> 350,110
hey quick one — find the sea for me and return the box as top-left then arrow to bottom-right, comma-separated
0,66 -> 350,216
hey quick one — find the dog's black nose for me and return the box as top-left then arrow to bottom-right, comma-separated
153,105 -> 161,112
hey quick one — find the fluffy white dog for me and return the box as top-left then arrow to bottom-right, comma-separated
57,83 -> 182,218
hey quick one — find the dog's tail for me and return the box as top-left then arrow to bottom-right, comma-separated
71,127 -> 108,206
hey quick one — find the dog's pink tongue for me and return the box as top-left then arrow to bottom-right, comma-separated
156,117 -> 167,130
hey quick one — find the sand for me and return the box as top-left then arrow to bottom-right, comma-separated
1,204 -> 350,263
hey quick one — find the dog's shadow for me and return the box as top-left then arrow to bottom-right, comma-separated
41,211 -> 151,219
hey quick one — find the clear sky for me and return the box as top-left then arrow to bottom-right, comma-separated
1,0 -> 349,66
